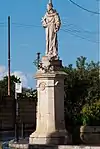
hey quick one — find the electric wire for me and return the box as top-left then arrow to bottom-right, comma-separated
62,21 -> 99,35
68,0 -> 100,15
12,22 -> 98,43
12,23 -> 41,28
0,22 -> 99,44
61,28 -> 99,44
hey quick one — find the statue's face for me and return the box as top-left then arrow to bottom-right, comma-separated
47,4 -> 52,11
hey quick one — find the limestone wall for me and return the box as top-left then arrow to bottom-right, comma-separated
0,96 -> 36,130
0,96 -> 15,130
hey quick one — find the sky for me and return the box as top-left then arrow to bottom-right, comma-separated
0,0 -> 99,88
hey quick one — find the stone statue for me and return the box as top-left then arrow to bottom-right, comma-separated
42,0 -> 61,60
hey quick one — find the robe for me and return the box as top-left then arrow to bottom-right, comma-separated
42,10 -> 61,59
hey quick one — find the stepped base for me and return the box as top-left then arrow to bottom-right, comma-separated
29,130 -> 72,145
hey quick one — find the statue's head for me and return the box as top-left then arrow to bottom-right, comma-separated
47,0 -> 53,11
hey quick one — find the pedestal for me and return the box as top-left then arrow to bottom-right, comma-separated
29,58 -> 71,145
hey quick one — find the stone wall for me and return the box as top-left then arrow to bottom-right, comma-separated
0,96 -> 36,131
0,96 -> 15,130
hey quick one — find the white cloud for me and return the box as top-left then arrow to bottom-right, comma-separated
0,65 -> 6,80
0,65 -> 6,73
12,71 -> 28,88
0,65 -> 31,88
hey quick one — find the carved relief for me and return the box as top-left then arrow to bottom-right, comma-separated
39,82 -> 46,91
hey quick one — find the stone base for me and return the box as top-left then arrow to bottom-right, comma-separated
80,126 -> 100,145
9,143 -> 100,149
38,56 -> 63,73
29,145 -> 100,149
29,130 -> 71,145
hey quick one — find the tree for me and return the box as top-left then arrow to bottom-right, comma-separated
0,75 -> 20,98
19,87 -> 37,101
81,101 -> 100,126
63,56 -> 100,126
0,75 -> 37,100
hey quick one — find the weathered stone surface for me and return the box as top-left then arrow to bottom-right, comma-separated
9,143 -> 100,149
38,56 -> 63,73
80,126 -> 100,145
29,69 -> 71,145
42,0 -> 61,60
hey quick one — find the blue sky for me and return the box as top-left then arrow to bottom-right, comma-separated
0,0 -> 99,88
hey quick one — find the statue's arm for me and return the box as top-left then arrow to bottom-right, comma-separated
55,13 -> 61,32
42,13 -> 48,28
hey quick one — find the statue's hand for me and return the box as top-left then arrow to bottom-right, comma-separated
42,22 -> 47,28
42,18 -> 47,28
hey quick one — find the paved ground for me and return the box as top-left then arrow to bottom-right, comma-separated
0,130 -> 31,149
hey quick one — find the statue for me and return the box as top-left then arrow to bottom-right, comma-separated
42,0 -> 61,60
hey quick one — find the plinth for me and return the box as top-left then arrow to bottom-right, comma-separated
29,57 -> 71,145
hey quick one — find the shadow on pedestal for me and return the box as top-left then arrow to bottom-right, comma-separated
46,131 -> 72,145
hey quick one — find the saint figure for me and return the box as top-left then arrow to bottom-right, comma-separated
42,0 -> 61,60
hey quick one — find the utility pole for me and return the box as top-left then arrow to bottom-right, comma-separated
8,16 -> 11,96
37,52 -> 40,69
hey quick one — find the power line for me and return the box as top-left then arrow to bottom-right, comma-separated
0,24 -> 7,27
62,23 -> 99,35
0,21 -> 99,43
12,22 -> 99,43
0,23 -> 6,27
62,17 -> 99,35
68,0 -> 100,15
0,22 -> 6,24
0,21 -> 99,35
12,23 -> 41,28
61,28 -> 99,44
62,21 -> 99,42
12,22 -> 99,36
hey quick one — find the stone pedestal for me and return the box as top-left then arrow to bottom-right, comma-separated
29,57 -> 71,145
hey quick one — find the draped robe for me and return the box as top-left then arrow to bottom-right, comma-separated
42,10 -> 61,59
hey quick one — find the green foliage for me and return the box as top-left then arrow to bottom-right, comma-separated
0,75 -> 37,100
0,56 -> 100,126
81,101 -> 100,125
0,75 -> 20,97
64,56 -> 100,126
19,88 -> 37,101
